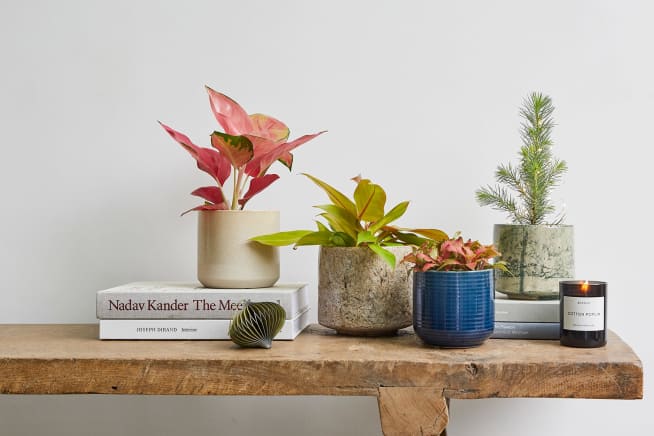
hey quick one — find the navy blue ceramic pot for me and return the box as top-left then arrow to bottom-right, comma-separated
413,270 -> 494,348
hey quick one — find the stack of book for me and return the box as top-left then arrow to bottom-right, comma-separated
491,292 -> 560,340
97,282 -> 310,340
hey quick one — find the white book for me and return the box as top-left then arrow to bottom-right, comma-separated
99,307 -> 311,340
96,282 -> 309,320
494,292 -> 560,323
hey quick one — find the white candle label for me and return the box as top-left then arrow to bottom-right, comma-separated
563,296 -> 605,331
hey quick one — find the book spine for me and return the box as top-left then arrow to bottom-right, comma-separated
494,302 -> 560,323
98,309 -> 310,340
97,288 -> 308,320
490,322 -> 560,340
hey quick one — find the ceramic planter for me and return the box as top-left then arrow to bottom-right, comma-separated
197,210 -> 280,289
318,246 -> 413,336
494,224 -> 574,300
413,270 -> 494,348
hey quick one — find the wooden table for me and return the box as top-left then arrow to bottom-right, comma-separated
0,324 -> 643,436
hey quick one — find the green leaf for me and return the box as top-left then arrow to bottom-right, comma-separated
393,232 -> 428,246
330,232 -> 355,246
368,243 -> 396,269
295,231 -> 337,247
315,204 -> 361,239
369,201 -> 409,233
316,221 -> 329,232
302,173 -> 357,217
356,231 -> 377,246
251,230 -> 312,246
410,228 -> 449,242
353,179 -> 386,222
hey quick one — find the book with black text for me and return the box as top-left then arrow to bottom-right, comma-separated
99,307 -> 310,340
97,282 -> 308,320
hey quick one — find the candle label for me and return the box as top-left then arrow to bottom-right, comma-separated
563,296 -> 605,331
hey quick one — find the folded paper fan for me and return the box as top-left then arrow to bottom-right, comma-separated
228,301 -> 286,348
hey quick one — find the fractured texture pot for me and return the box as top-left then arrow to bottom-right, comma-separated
493,224 -> 574,300
318,246 -> 413,336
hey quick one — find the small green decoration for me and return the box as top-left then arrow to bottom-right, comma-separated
229,301 -> 286,349
476,92 -> 568,225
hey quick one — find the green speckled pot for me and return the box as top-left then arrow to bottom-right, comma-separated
494,224 -> 574,300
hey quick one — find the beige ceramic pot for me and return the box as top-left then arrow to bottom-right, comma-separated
197,210 -> 279,289
318,245 -> 413,336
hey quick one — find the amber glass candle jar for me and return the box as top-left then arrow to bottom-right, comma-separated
559,280 -> 607,348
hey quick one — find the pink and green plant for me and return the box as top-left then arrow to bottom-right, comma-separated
159,86 -> 325,213
252,174 -> 448,268
403,234 -> 509,272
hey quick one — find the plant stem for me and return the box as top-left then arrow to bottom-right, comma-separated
231,169 -> 243,210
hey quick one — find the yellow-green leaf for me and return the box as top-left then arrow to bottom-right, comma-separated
356,230 -> 377,246
302,173 -> 357,217
251,230 -> 312,246
315,204 -> 361,239
353,179 -> 386,222
368,243 -> 396,269
369,201 -> 409,233
295,231 -> 336,247
410,228 -> 449,242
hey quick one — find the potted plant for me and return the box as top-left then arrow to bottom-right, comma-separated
253,174 -> 447,336
403,235 -> 508,348
476,92 -> 573,300
160,86 -> 325,288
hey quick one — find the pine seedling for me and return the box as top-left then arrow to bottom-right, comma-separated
476,92 -> 567,225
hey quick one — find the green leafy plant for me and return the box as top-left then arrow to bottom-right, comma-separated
476,92 -> 567,225
403,234 -> 509,272
252,174 -> 448,268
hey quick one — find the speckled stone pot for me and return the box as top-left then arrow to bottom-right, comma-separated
494,224 -> 574,300
318,246 -> 413,336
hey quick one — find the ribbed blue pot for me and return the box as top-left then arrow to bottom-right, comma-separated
413,270 -> 494,348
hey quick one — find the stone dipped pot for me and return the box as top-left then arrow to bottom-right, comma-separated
494,224 -> 574,300
413,269 -> 494,348
198,210 -> 279,288
318,246 -> 413,336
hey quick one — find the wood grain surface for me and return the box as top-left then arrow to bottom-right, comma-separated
0,324 -> 643,400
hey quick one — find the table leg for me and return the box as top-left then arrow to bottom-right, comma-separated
377,387 -> 449,436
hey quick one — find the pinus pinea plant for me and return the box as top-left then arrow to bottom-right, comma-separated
476,92 -> 567,225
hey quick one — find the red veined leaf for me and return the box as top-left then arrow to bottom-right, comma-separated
210,132 -> 254,169
249,113 -> 289,143
238,174 -> 280,207
180,202 -> 228,216
205,86 -> 253,135
160,122 -> 231,185
190,186 -> 224,204
246,131 -> 326,177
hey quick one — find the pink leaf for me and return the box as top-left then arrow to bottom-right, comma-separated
238,174 -> 280,207
210,132 -> 254,169
245,130 -> 326,177
249,113 -> 290,143
180,202 -> 228,216
205,86 -> 253,135
190,186 -> 224,204
160,121 -> 231,185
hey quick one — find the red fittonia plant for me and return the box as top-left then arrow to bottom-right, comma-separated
160,86 -> 325,213
403,234 -> 509,272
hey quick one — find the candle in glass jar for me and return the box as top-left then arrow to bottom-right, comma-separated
559,280 -> 607,348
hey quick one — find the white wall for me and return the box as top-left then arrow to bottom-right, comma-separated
0,1 -> 650,435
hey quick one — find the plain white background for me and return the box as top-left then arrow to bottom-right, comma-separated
0,1 -> 650,434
